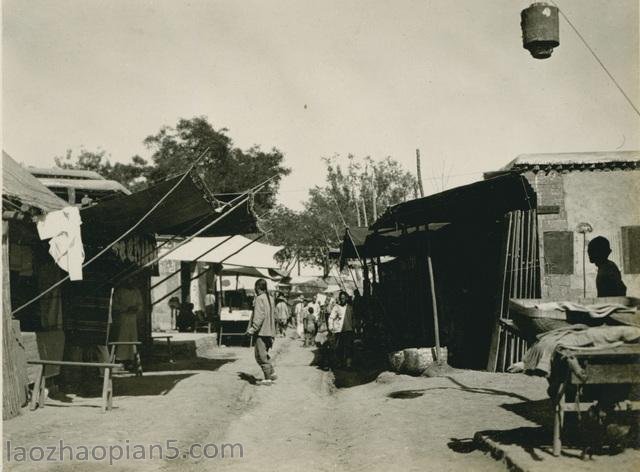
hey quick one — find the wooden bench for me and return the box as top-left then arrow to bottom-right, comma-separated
27,360 -> 123,413
152,335 -> 174,362
552,344 -> 640,456
108,341 -> 143,376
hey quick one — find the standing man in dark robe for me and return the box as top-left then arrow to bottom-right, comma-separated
587,236 -> 627,297
246,279 -> 277,384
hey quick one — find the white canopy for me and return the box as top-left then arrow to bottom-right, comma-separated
163,235 -> 285,278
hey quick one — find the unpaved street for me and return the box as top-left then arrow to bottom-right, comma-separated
204,337 -> 502,472
5,334 -> 639,472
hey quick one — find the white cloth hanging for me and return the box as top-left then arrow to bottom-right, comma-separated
36,206 -> 85,281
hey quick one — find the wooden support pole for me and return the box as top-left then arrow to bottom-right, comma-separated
507,212 -> 517,310
426,234 -> 442,363
487,215 -> 513,372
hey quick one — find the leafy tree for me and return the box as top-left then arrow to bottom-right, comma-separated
143,116 -> 290,212
55,117 -> 290,213
264,154 -> 417,269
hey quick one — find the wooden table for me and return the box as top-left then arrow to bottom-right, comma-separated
552,343 -> 640,456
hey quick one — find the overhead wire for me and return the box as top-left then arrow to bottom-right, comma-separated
551,0 -> 640,118
11,147 -> 213,315
111,174 -> 278,287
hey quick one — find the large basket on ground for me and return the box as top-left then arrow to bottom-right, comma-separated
509,296 -> 640,342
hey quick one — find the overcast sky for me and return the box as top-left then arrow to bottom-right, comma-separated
3,0 -> 638,209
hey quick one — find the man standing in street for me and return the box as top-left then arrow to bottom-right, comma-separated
246,279 -> 277,385
328,291 -> 355,369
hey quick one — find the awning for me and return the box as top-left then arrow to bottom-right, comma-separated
218,265 -> 287,280
80,172 -> 258,243
339,224 -> 449,267
372,173 -> 536,231
2,151 -> 67,214
162,235 -> 284,279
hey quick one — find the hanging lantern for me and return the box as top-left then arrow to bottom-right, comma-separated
521,2 -> 560,59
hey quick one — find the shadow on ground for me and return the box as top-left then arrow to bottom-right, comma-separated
237,372 -> 258,385
144,357 -> 236,373
306,343 -> 386,388
333,368 -> 384,388
387,377 -> 534,401
448,396 -> 640,461
57,372 -> 196,400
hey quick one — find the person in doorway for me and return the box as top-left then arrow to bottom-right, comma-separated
328,291 -> 354,368
587,236 -> 627,297
176,302 -> 196,332
246,279 -> 277,384
111,280 -> 143,368
274,293 -> 290,337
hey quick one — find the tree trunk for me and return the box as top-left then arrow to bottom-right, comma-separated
371,169 -> 378,221
361,199 -> 368,227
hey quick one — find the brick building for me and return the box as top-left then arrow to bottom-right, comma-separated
487,151 -> 640,299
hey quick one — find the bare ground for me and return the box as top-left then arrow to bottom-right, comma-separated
4,334 -> 639,472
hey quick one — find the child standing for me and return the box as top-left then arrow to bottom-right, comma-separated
303,306 -> 317,347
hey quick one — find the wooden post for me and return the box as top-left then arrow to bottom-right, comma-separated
486,215 -> 513,372
426,232 -> 441,363
416,149 -> 425,198
3,220 -> 28,419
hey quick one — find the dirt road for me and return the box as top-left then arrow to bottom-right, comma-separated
187,337 -> 502,472
6,334 -> 637,471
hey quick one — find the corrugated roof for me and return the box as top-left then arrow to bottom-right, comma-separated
37,177 -> 131,194
500,150 -> 640,171
27,167 -> 105,180
2,151 -> 68,213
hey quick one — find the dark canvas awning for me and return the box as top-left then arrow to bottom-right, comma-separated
339,224 -> 449,266
81,172 -> 258,244
2,151 -> 67,214
372,173 -> 536,231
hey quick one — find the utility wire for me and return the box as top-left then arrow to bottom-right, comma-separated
11,148 -> 212,315
552,0 -> 640,118
113,175 -> 277,286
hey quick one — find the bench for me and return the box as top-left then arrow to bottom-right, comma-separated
151,335 -> 174,362
552,344 -> 640,456
108,341 -> 143,376
27,360 -> 123,413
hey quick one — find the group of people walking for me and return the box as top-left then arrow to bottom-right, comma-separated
295,291 -> 355,368
245,279 -> 358,385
